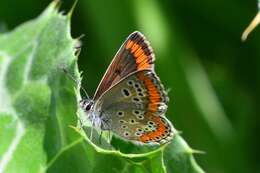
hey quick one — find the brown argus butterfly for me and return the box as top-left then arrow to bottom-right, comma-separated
80,31 -> 174,145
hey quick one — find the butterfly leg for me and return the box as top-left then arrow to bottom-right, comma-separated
90,118 -> 95,141
98,130 -> 103,145
78,116 -> 86,132
108,130 -> 112,143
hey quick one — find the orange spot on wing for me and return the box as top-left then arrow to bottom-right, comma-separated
140,135 -> 149,142
140,116 -> 167,143
131,43 -> 139,52
126,40 -> 134,49
135,49 -> 143,57
125,40 -> 152,70
137,72 -> 161,114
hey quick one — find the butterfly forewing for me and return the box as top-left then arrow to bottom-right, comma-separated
94,70 -> 173,144
93,31 -> 155,100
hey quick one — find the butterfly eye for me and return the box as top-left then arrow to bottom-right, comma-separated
86,104 -> 92,110
80,99 -> 93,111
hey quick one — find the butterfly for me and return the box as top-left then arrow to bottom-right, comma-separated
80,31 -> 174,145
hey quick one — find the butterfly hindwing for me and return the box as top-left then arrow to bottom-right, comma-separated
93,31 -> 155,100
94,70 -> 173,144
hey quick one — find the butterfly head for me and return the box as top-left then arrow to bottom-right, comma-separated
79,99 -> 112,130
80,99 -> 94,112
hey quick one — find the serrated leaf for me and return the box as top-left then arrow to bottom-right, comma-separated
0,1 -> 86,172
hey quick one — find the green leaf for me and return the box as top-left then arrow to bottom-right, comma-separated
164,134 -> 205,173
0,1 -> 84,172
0,1 -> 205,173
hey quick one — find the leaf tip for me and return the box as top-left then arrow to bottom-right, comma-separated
174,130 -> 182,135
68,0 -> 78,19
51,0 -> 62,10
191,149 -> 206,155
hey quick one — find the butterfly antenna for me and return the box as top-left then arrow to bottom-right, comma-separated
61,67 -> 90,99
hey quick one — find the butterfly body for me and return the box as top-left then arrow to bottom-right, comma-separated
80,31 -> 174,145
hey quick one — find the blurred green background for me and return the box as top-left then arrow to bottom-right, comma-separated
1,0 -> 259,172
